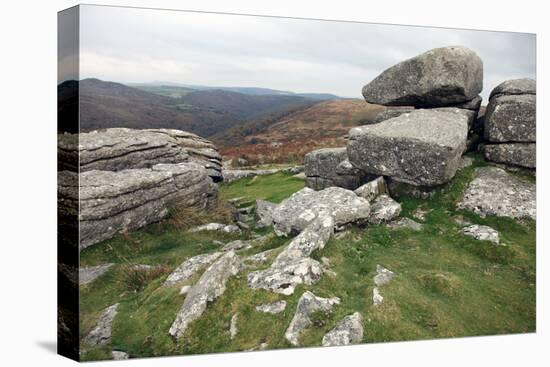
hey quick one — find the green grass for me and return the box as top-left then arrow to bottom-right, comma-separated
79,163 -> 535,360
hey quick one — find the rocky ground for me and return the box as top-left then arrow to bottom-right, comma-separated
78,155 -> 535,361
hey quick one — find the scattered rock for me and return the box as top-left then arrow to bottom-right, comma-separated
188,223 -> 241,234
361,46 -> 483,107
457,167 -> 535,220
245,342 -> 269,351
374,265 -> 395,287
305,148 -> 371,190
462,224 -> 500,245
222,240 -> 252,252
79,263 -> 114,285
59,162 -> 218,249
489,78 -> 536,100
245,249 -> 277,264
58,128 -> 223,182
484,94 -> 536,143
230,314 -> 238,339
271,187 -> 370,236
347,109 -> 468,186
412,207 -> 430,221
284,291 -> 340,346
484,143 -> 535,169
368,195 -> 402,224
322,312 -> 364,347
112,351 -> 129,360
354,176 -> 388,202
256,300 -> 287,314
169,251 -> 243,339
222,169 -> 279,183
84,303 -> 119,346
372,287 -> 384,306
387,217 -> 423,231
164,252 -> 222,286
255,199 -> 277,229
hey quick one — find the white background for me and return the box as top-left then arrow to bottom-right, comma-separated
0,0 -> 547,365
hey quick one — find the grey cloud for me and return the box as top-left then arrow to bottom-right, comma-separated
78,5 -> 535,100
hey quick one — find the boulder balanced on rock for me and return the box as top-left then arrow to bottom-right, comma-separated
347,109 -> 468,186
483,79 -> 536,169
362,46 -> 483,108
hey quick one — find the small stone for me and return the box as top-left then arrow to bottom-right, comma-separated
387,217 -> 423,231
412,208 -> 430,221
188,223 -> 241,234
255,199 -> 277,229
368,195 -> 402,224
354,177 -> 388,202
179,285 -> 191,295
462,224 -> 500,245
230,314 -> 238,339
84,304 -> 119,346
112,351 -> 129,360
79,263 -> 114,285
374,265 -> 394,287
322,312 -> 364,347
256,300 -> 287,314
222,240 -> 252,252
372,288 -> 384,306
164,252 -> 222,286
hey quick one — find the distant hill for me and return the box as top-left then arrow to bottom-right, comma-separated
65,78 -> 319,137
129,81 -> 342,100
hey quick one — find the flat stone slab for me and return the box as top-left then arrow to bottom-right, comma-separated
322,312 -> 364,347
361,46 -> 483,107
387,217 -> 423,231
169,251 -> 243,339
457,167 -> 535,220
164,252 -> 222,286
489,78 -> 536,100
484,143 -> 536,169
462,224 -> 500,245
188,223 -> 241,234
83,303 -> 119,347
256,300 -> 287,314
347,109 -> 468,186
271,187 -> 371,236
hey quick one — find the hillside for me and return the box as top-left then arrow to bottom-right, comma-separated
215,99 -> 384,164
64,79 -> 318,137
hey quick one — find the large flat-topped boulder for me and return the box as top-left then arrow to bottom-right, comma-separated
58,162 -> 218,249
347,109 -> 468,186
304,148 -> 371,190
457,167 -> 535,219
362,46 -> 483,107
484,94 -> 536,143
484,143 -> 536,169
489,78 -> 536,100
271,187 -> 371,236
58,128 -> 223,182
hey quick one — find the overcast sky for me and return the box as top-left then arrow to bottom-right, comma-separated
68,4 -> 536,100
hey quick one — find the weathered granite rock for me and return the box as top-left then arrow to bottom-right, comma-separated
164,252 -> 222,286
430,107 -> 477,128
79,263 -> 114,285
222,169 -> 279,183
230,314 -> 238,339
245,249 -> 277,264
368,195 -> 402,224
354,176 -> 387,202
484,143 -> 536,169
285,291 -> 340,346
362,46 -> 483,107
305,148 -> 370,190
248,216 -> 334,295
372,287 -> 384,306
179,285 -> 191,295
256,300 -> 287,314
457,167 -> 535,219
322,312 -> 364,347
59,162 -> 218,249
489,78 -> 536,100
188,222 -> 241,234
461,224 -> 500,244
84,303 -> 119,346
169,251 -> 243,339
58,128 -> 223,182
374,265 -> 395,287
367,106 -> 415,124
112,351 -> 129,360
222,240 -> 252,252
387,217 -> 423,231
347,109 -> 468,186
255,199 -> 277,229
271,187 -> 371,236
386,179 -> 440,199
484,94 -> 536,142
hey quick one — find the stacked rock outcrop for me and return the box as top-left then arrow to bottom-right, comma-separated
58,128 -> 220,249
483,79 -> 536,169
305,46 -> 484,194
